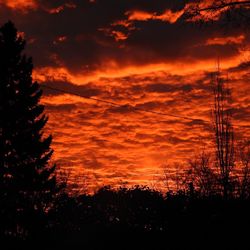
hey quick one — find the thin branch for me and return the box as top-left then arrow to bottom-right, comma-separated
199,1 -> 250,12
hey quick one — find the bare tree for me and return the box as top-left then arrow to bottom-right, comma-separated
237,140 -> 250,198
161,163 -> 186,194
186,151 -> 218,197
212,70 -> 235,199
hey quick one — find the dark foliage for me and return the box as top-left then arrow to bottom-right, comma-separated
0,21 -> 57,242
10,186 -> 250,250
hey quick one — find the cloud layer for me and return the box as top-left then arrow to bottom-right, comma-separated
1,0 -> 249,191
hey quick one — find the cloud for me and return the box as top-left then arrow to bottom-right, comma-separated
0,0 -> 38,11
0,0 -> 246,75
42,81 -> 103,97
1,0 -> 249,190
82,153 -> 104,169
205,35 -> 245,45
145,83 -> 193,93
45,103 -> 77,112
126,9 -> 184,23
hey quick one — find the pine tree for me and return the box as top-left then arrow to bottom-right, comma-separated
0,21 -> 57,239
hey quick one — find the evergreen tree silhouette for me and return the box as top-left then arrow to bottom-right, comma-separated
0,21 -> 56,239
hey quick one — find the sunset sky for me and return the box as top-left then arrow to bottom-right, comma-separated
1,0 -> 249,191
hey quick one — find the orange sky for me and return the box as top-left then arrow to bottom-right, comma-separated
1,0 -> 249,192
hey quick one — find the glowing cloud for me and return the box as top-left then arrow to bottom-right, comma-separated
155,9 -> 184,23
206,35 -> 245,45
1,0 -> 249,191
48,2 -> 76,14
126,9 -> 184,23
0,0 -> 37,11
126,10 -> 154,21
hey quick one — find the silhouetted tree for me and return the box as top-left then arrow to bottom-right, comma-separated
237,140 -> 250,199
186,151 -> 218,197
0,21 -> 57,240
212,70 -> 235,199
161,163 -> 186,194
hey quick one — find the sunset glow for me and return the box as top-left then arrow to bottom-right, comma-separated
2,0 -> 249,192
